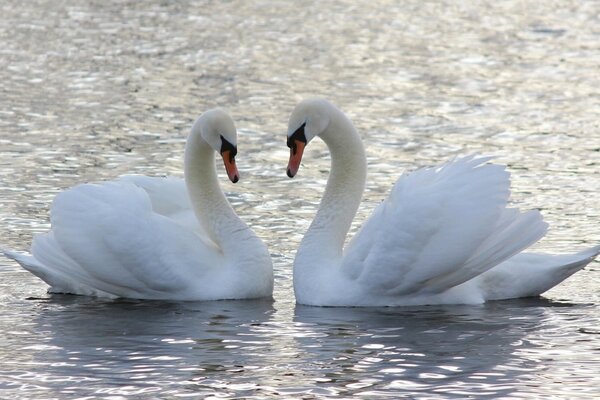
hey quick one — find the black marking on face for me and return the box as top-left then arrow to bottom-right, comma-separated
287,122 -> 307,155
220,135 -> 237,162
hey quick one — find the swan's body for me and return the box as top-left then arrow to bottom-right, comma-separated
286,98 -> 599,307
4,109 -> 273,300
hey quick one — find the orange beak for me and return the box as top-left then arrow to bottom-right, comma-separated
287,139 -> 306,178
221,150 -> 239,183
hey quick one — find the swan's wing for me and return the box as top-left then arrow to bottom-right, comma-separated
342,156 -> 548,296
28,181 -> 222,298
118,175 -> 210,238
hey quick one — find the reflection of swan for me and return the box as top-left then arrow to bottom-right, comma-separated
4,109 -> 273,300
292,299 -> 566,397
37,296 -> 275,343
18,296 -> 275,395
286,98 -> 599,307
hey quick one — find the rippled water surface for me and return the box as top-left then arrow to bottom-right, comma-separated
1,0 -> 599,398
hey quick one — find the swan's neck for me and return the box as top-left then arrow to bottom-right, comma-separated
300,109 -> 367,262
184,131 -> 249,253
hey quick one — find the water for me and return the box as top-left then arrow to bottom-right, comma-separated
0,0 -> 599,398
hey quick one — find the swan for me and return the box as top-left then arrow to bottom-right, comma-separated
3,109 -> 273,300
285,98 -> 599,307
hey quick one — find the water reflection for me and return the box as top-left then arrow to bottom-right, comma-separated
11,297 -> 275,397
8,292 -> 594,398
292,301 -> 551,397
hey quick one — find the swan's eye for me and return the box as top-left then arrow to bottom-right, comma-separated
220,135 -> 237,161
287,123 -> 307,154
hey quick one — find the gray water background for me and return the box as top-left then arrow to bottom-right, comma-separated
0,0 -> 599,398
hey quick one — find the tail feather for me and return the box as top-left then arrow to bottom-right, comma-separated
3,248 -> 63,287
479,245 -> 600,300
3,238 -> 115,297
574,244 -> 600,261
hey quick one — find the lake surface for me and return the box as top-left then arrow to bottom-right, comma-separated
1,0 -> 599,398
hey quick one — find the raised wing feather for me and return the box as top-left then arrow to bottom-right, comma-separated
30,180 -> 222,298
342,156 -> 548,296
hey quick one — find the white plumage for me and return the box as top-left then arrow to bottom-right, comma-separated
4,109 -> 273,300
286,98 -> 599,306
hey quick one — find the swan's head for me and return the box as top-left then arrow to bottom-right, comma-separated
286,98 -> 332,178
196,108 -> 239,183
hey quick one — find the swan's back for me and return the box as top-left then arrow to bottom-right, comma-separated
118,175 -> 212,238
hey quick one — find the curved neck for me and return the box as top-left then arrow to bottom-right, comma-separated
184,128 -> 249,253
300,107 -> 367,261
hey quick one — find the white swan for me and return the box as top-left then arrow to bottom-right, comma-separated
3,109 -> 273,300
286,98 -> 599,307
